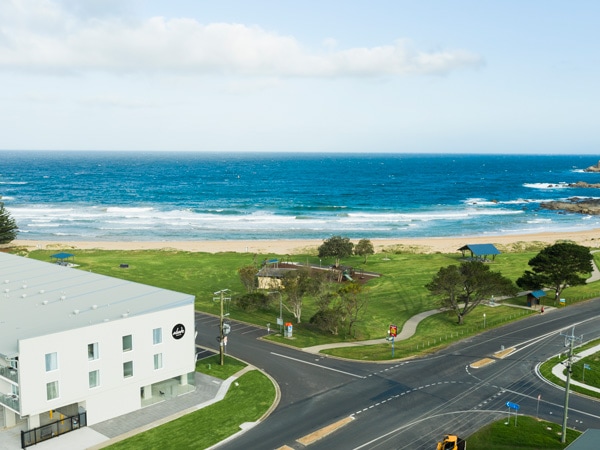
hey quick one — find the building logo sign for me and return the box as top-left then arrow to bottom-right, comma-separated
172,324 -> 186,340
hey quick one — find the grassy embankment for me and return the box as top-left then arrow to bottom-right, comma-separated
105,355 -> 275,450
467,416 -> 581,449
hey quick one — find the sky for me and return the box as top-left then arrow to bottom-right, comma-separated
1,0 -> 599,154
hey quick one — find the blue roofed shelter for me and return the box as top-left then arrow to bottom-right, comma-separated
526,289 -> 546,307
50,252 -> 75,266
458,244 -> 501,262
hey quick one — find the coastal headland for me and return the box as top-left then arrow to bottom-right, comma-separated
10,228 -> 600,255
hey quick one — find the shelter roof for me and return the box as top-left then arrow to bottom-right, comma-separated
50,252 -> 75,260
530,290 -> 546,299
458,244 -> 501,256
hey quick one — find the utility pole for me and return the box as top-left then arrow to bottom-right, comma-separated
213,289 -> 231,366
560,327 -> 583,444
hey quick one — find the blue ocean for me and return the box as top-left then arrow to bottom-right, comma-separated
1,151 -> 600,242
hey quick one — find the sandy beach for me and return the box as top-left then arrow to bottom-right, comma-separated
10,229 -> 600,255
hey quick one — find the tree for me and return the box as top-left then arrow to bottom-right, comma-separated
238,265 -> 257,293
354,238 -> 375,264
426,261 -> 517,325
318,235 -> 354,267
235,292 -> 272,312
338,282 -> 368,336
280,268 -> 312,323
516,242 -> 593,305
0,199 -> 18,244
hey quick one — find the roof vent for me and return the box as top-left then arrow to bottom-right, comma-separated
42,300 -> 48,305
73,309 -> 80,315
4,289 -> 9,293
21,294 -> 27,298
121,313 -> 129,318
4,280 -> 9,284
39,290 -> 45,294
91,305 -> 98,310
60,295 -> 66,301
22,284 -> 27,289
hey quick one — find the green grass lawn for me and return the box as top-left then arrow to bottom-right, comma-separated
19,246 -> 600,359
467,416 -> 581,449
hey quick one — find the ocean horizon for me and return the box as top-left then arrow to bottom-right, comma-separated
2,151 -> 600,242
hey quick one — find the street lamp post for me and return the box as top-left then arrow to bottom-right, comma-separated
483,313 -> 486,328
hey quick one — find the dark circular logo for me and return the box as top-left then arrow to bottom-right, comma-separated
172,324 -> 186,340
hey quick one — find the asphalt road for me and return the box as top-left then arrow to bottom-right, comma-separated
195,298 -> 600,450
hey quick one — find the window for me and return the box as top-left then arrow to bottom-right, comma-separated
89,370 -> 100,388
153,327 -> 162,345
88,342 -> 99,360
153,353 -> 163,370
123,361 -> 133,378
46,381 -> 59,400
45,352 -> 58,372
122,335 -> 133,352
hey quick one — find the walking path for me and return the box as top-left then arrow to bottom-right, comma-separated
551,344 -> 600,394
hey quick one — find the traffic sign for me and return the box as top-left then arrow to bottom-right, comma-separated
389,324 -> 398,337
506,401 -> 520,410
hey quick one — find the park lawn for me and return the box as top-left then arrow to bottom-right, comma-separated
322,306 -> 533,360
20,247 -> 598,355
467,415 -> 581,449
105,369 -> 274,450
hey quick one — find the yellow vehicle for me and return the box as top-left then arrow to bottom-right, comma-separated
436,434 -> 466,450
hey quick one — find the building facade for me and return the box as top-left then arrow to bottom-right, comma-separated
0,252 -> 195,431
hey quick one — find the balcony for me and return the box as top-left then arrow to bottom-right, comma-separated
1,393 -> 19,412
0,365 -> 18,383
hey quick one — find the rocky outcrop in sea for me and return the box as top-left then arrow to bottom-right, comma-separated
584,161 -> 600,172
541,197 -> 600,215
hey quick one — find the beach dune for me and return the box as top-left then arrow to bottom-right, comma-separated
10,229 -> 600,255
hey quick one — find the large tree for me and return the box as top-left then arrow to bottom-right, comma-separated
280,268 -> 324,323
516,242 -> 593,305
0,199 -> 18,244
354,238 -> 375,264
318,235 -> 354,267
426,261 -> 517,325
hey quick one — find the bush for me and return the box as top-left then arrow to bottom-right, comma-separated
235,292 -> 272,312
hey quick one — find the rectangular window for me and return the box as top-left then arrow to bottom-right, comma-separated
88,342 -> 99,360
153,353 -> 163,370
122,335 -> 133,352
45,352 -> 58,372
46,381 -> 59,400
89,370 -> 100,388
123,361 -> 133,378
153,327 -> 162,345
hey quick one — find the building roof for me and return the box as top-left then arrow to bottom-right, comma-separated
566,429 -> 600,450
0,252 -> 194,358
458,244 -> 501,256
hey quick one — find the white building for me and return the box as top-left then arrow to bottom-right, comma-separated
0,252 -> 196,437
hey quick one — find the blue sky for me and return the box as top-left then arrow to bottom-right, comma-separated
1,0 -> 598,153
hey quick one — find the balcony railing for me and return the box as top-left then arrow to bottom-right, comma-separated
0,393 -> 19,412
0,365 -> 18,383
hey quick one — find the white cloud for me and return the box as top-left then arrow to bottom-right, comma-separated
0,0 -> 483,77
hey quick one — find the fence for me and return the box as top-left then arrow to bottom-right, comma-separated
21,412 -> 87,449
